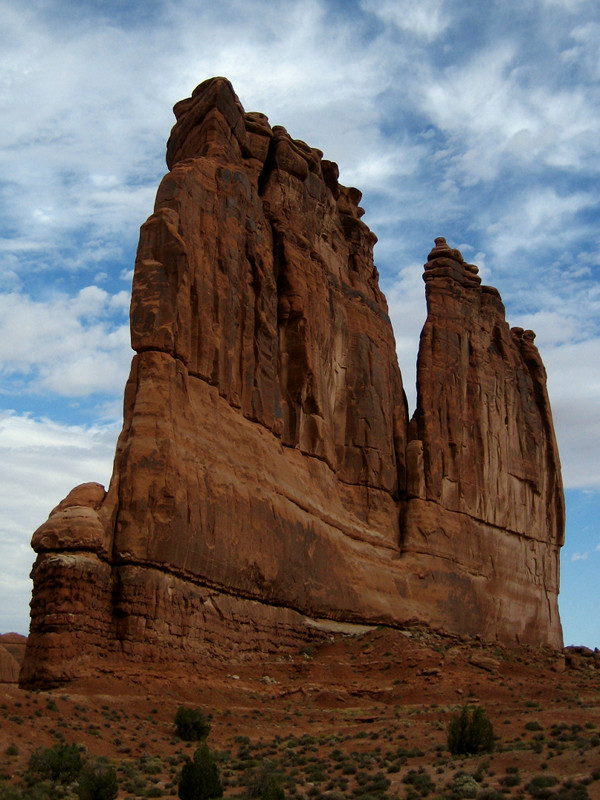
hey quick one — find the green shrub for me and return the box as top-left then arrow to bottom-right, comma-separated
402,768 -> 434,797
175,708 -> 211,742
76,764 -> 118,800
525,774 -> 559,798
27,743 -> 83,785
254,775 -> 285,800
551,780 -> 590,800
500,772 -> 521,788
246,763 -> 286,800
453,773 -> 480,798
525,721 -> 544,732
447,705 -> 495,756
353,772 -> 391,797
178,744 -> 223,800
0,781 -> 23,800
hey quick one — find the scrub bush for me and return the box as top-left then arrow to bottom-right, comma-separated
175,707 -> 211,742
178,744 -> 223,800
447,705 -> 495,756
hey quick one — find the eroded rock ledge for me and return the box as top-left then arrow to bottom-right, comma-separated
20,79 -> 564,687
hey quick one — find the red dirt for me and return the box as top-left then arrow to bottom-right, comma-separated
2,626 -> 599,798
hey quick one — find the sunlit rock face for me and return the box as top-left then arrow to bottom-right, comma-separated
20,79 -> 564,687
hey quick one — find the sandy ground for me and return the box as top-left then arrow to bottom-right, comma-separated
1,625 -> 599,798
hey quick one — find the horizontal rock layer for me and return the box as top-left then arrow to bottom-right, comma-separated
20,80 -> 564,687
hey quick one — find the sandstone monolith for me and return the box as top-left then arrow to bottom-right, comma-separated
20,79 -> 564,687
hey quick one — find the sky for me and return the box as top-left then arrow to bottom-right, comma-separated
1,0 -> 599,647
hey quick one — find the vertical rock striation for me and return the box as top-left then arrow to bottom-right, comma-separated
20,80 -> 564,687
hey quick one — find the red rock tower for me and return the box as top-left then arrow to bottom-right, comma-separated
20,80 -> 564,687
403,237 -> 564,643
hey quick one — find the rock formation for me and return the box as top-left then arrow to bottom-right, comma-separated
0,633 -> 26,683
20,78 -> 564,687
403,238 -> 564,643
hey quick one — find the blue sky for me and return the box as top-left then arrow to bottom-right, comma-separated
1,0 -> 599,646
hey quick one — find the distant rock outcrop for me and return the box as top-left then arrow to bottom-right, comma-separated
0,633 -> 26,683
20,78 -> 564,688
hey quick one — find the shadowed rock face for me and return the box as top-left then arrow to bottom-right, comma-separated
20,79 -> 564,687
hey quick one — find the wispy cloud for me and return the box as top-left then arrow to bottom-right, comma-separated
571,552 -> 589,562
360,0 -> 450,41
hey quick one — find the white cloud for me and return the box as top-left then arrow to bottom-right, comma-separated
544,339 -> 600,491
0,288 -> 132,397
540,0 -> 591,9
0,411 -> 119,633
417,38 -> 599,184
384,264 -> 429,414
571,552 -> 589,562
483,189 -> 599,292
343,139 -> 430,191
520,311 -> 580,347
360,0 -> 450,41
560,22 -> 600,81
0,5 -> 171,271
110,290 -> 131,311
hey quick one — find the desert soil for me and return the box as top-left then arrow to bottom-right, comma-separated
1,625 -> 599,798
